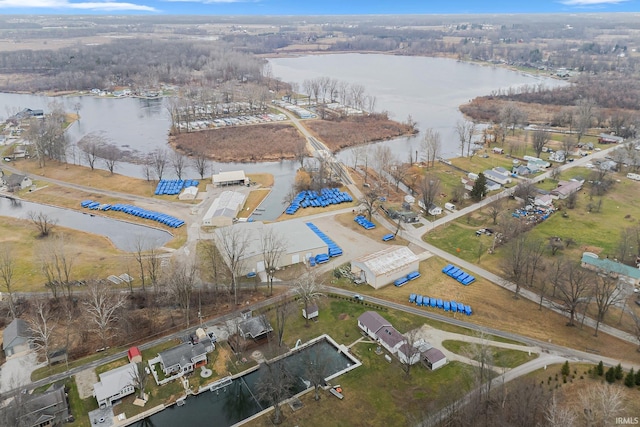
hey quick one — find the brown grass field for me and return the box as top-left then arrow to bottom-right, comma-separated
305,114 -> 416,152
333,256 -> 640,365
171,123 -> 306,162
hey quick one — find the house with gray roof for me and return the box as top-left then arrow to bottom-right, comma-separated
357,311 -> 423,365
93,362 -> 137,408
20,384 -> 71,427
238,315 -> 273,341
158,343 -> 208,376
551,180 -> 582,199
4,173 -> 32,191
3,318 -> 32,357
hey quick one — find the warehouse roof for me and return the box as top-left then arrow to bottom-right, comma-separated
353,246 -> 419,276
203,191 -> 246,222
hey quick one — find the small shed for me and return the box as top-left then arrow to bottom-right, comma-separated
423,347 -> 447,370
302,304 -> 319,320
178,186 -> 199,201
212,170 -> 249,187
2,318 -> 32,357
127,346 -> 142,364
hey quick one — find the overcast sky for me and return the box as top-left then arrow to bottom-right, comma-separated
0,0 -> 638,15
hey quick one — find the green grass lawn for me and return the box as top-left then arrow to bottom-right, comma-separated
441,340 -> 538,369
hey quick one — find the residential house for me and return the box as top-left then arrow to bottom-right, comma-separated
20,384 -> 71,427
238,316 -> 274,341
550,180 -> 583,199
512,165 -> 531,176
426,203 -> 442,216
581,253 -> 640,287
93,362 -> 138,408
461,176 -> 500,192
483,169 -> 511,185
3,318 -> 32,357
357,311 -> 423,365
158,343 -> 208,377
4,173 -> 32,191
549,150 -> 566,163
598,133 -> 624,144
534,194 -> 554,207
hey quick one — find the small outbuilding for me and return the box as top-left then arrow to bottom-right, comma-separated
422,347 -> 448,370
351,246 -> 420,289
127,346 -> 142,364
302,304 -> 319,320
178,186 -> 199,201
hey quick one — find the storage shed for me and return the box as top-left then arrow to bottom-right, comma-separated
127,346 -> 142,364
351,246 -> 420,289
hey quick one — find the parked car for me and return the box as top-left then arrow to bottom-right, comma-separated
353,294 -> 364,302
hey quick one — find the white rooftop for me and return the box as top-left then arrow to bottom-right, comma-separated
212,170 -> 246,184
203,191 -> 246,221
93,362 -> 137,403
354,246 -> 419,276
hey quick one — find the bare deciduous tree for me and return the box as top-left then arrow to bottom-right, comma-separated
172,151 -> 188,180
27,299 -> 55,366
545,393 -> 576,427
578,383 -> 624,426
255,359 -> 295,425
151,148 -> 168,181
555,261 -> 594,326
420,128 -> 441,167
130,361 -> 149,400
101,143 -> 121,175
260,228 -> 286,296
28,211 -> 58,237
165,261 -> 199,327
294,270 -> 324,326
217,227 -> 250,306
84,281 -> 127,348
487,198 -> 503,225
191,153 -> 209,180
359,188 -> 381,222
80,133 -> 106,171
531,129 -> 550,157
592,273 -> 623,337
419,175 -> 440,216
0,245 -> 17,319
456,120 -> 476,157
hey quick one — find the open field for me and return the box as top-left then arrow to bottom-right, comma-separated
304,114 -> 416,152
0,216 -> 131,292
441,340 -> 537,368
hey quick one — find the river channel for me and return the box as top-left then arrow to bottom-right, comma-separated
1,54 -> 566,223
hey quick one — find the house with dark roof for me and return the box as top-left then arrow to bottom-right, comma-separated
550,180 -> 582,200
238,315 -> 273,340
158,343 -> 207,377
4,173 -> 32,191
20,384 -> 71,427
3,318 -> 32,357
357,311 -> 422,365
93,362 -> 137,408
422,347 -> 447,370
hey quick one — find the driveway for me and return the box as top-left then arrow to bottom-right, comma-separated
0,352 -> 45,392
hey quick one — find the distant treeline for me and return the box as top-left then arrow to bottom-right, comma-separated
0,38 -> 264,92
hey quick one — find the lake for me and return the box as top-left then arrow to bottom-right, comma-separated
1,54 -> 566,220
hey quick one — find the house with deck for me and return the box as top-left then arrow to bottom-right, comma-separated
93,362 -> 138,408
158,343 -> 208,377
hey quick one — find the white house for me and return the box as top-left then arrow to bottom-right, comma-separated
483,169 -> 511,185
549,150 -> 566,163
93,362 -> 138,408
357,311 -> 429,366
534,194 -> 554,207
3,173 -> 32,191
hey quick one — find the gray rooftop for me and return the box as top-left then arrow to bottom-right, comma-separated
159,343 -> 207,370
239,316 -> 273,339
93,362 -> 137,404
2,318 -> 30,350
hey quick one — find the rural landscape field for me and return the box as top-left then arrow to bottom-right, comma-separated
2,6 -> 640,427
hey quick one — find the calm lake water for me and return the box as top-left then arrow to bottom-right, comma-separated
268,53 -> 569,162
0,54 -> 567,220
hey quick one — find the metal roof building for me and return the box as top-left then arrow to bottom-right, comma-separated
213,220 -> 327,275
212,170 -> 249,187
351,246 -> 420,289
202,190 -> 246,227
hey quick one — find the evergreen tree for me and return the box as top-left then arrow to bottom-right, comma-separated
625,368 -> 635,388
561,361 -> 570,377
596,360 -> 604,376
606,367 -> 616,383
615,363 -> 624,380
470,172 -> 487,202
635,369 -> 640,386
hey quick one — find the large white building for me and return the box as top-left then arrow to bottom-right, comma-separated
351,246 -> 420,289
214,220 -> 327,275
212,170 -> 249,187
202,190 -> 246,227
